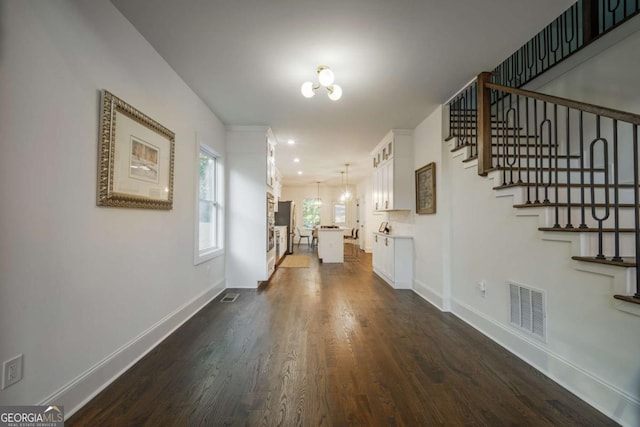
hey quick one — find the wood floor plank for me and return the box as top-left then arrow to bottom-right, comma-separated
67,248 -> 617,426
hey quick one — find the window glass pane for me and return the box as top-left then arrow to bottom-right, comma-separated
198,147 -> 218,256
302,198 -> 320,229
199,200 -> 215,251
334,203 -> 346,224
199,153 -> 215,201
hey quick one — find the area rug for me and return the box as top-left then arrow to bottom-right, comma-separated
280,255 -> 310,268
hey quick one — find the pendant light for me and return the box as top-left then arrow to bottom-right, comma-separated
342,164 -> 352,201
315,181 -> 322,206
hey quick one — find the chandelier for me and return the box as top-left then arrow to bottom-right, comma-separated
301,66 -> 343,101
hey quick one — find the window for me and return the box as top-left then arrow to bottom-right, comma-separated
195,143 -> 223,264
333,203 -> 346,224
302,198 -> 320,229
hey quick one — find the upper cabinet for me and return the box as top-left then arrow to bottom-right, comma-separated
267,130 -> 276,189
371,129 -> 413,211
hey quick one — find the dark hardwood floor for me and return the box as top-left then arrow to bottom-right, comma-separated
68,246 -> 616,426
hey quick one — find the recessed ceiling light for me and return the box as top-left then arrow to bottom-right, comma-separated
297,171 -> 303,175
288,139 -> 295,145
294,158 -> 300,163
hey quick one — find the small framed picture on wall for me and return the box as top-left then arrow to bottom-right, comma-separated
415,162 -> 436,214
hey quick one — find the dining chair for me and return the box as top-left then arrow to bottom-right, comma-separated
296,227 -> 311,247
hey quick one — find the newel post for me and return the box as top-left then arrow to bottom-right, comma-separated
477,72 -> 493,176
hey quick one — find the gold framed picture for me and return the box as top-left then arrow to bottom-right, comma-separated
415,162 -> 436,214
97,90 -> 175,209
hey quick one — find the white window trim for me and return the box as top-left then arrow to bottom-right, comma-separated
194,140 -> 224,265
333,202 -> 346,224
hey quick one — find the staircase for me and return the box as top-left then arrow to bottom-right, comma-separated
447,73 -> 640,305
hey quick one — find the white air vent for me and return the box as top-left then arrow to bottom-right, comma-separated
509,283 -> 546,341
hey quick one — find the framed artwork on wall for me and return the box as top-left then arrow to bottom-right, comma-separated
97,90 -> 175,209
415,162 -> 436,214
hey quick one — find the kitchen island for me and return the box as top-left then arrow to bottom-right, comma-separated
317,228 -> 345,263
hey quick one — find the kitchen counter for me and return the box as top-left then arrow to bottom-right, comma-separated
318,228 -> 344,263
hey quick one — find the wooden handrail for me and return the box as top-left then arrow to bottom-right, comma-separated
485,81 -> 640,125
477,72 -> 493,176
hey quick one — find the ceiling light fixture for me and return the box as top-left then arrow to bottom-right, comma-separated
341,163 -> 352,202
301,65 -> 343,101
294,158 -> 300,163
315,181 -> 322,206
288,139 -> 295,145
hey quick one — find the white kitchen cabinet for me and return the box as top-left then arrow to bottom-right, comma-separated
372,232 -> 413,289
371,130 -> 413,211
275,225 -> 287,263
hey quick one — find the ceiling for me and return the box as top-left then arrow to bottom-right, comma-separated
111,0 -> 575,187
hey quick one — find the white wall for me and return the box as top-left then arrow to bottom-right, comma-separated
0,0 -> 226,415
226,126 -> 269,288
411,106 -> 449,310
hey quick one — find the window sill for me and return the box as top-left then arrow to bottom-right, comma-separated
195,247 -> 224,265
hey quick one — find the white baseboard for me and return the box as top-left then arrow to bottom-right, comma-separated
44,280 -> 225,420
412,279 -> 449,311
451,298 -> 640,427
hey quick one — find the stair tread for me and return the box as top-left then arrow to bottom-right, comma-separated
495,182 -> 638,189
613,295 -> 640,304
539,226 -> 636,233
572,256 -> 636,267
450,143 -> 473,152
445,135 -> 474,143
489,166 -> 605,172
493,153 -> 580,159
513,202 -> 638,208
449,133 -> 539,139
491,142 -> 556,147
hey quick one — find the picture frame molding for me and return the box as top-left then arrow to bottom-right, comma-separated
97,90 -> 175,210
415,162 -> 436,214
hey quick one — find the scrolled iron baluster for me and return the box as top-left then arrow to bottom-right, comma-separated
499,90 -> 506,171
451,98 -> 458,143
459,92 -> 468,148
611,119 -> 622,261
633,125 -> 640,298
516,95 -> 523,184
565,107 -> 574,228
450,97 -> 455,139
525,98 -> 532,203
553,104 -> 560,227
455,98 -> 462,145
505,105 -> 518,185
506,54 -> 515,88
537,28 -> 549,73
608,0 -> 621,27
590,116 -> 610,259
515,49 -> 524,87
564,3 -> 577,51
470,81 -> 478,157
550,18 -> 561,65
579,111 -> 587,228
534,100 -> 541,203
525,41 -> 536,85
539,103 -> 553,204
